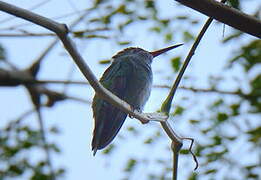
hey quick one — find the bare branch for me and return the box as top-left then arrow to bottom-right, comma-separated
3,67 -> 255,99
0,28 -> 109,37
171,141 -> 183,180
155,85 -> 255,97
160,1 -> 219,151
0,8 -> 91,31
2,68 -> 256,101
162,1 -> 227,178
175,0 -> 261,38
0,2 -> 67,37
0,1 -> 167,123
0,0 -> 51,24
0,32 -> 56,37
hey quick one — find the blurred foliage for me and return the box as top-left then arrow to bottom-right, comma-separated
0,44 -> 5,60
171,56 -> 181,72
0,119 -> 64,179
228,40 -> 261,72
0,0 -> 260,180
124,158 -> 137,172
227,0 -> 241,9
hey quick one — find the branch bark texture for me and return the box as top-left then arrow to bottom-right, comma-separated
175,0 -> 261,38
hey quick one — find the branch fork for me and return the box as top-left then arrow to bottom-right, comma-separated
0,1 -> 230,179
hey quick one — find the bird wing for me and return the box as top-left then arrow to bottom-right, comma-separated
92,59 -> 134,152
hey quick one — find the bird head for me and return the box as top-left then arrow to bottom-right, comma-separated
112,44 -> 183,64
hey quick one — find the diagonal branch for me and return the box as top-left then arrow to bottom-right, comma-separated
174,0 -> 261,38
161,0 -> 228,178
0,1 -> 167,123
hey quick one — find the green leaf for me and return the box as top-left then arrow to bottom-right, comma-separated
190,20 -> 199,24
176,16 -> 188,20
49,126 -> 60,134
228,40 -> 261,72
210,99 -> 224,109
247,173 -> 259,179
124,159 -> 137,172
171,56 -> 181,72
102,144 -> 115,155
246,126 -> 261,143
49,143 -> 61,153
150,26 -> 161,33
188,172 -> 198,180
216,112 -> 228,123
145,0 -> 155,9
160,19 -> 170,26
73,31 -> 84,37
180,149 -> 189,154
227,0 -> 240,9
138,16 -> 147,20
126,126 -> 138,135
201,127 -> 212,134
206,149 -> 228,162
164,33 -> 173,42
99,59 -> 111,64
189,119 -> 200,124
222,31 -> 242,43
117,41 -> 131,45
116,5 -> 127,14
0,44 -> 5,60
213,135 -> 222,145
173,105 -> 184,116
94,0 -> 107,7
183,31 -> 194,42
251,75 -> 261,92
230,103 -> 240,116
144,138 -> 153,144
8,164 -> 24,175
85,35 -> 109,39
204,168 -> 217,174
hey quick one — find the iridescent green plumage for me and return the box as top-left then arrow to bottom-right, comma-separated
92,44 -> 183,155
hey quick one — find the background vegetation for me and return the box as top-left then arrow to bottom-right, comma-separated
0,0 -> 260,179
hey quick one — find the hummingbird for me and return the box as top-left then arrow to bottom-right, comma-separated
92,44 -> 183,155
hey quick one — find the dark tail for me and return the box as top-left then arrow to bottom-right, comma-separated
92,106 -> 127,155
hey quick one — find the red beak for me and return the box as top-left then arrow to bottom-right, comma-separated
150,44 -> 183,58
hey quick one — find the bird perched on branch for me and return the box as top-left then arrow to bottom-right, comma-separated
92,44 -> 183,155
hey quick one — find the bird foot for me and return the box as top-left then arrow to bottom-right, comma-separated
128,107 -> 149,124
128,106 -> 139,119
139,119 -> 149,124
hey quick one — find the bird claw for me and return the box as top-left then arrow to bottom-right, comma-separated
128,107 -> 149,124
129,107 -> 141,117
128,106 -> 137,119
140,119 -> 149,124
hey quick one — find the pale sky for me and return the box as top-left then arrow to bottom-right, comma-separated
0,0 -> 259,180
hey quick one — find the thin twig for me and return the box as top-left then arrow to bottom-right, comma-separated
155,85 -> 250,97
2,72 -> 253,98
36,109 -> 56,180
0,28 -> 109,37
182,137 -> 198,170
1,74 -> 254,97
14,109 -> 36,122
0,0 -> 51,24
0,8 -> 91,31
